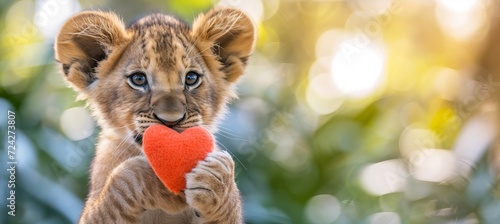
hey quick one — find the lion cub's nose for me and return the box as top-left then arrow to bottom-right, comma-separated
153,112 -> 185,127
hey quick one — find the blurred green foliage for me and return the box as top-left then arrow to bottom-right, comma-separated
1,0 -> 500,224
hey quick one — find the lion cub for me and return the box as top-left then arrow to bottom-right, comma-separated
55,7 -> 255,224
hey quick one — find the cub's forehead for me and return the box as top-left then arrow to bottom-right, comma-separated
125,14 -> 194,70
127,13 -> 190,32
128,14 -> 192,51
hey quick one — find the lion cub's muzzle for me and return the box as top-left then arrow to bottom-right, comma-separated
153,112 -> 185,127
152,93 -> 186,127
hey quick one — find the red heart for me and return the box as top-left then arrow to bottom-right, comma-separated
143,125 -> 214,195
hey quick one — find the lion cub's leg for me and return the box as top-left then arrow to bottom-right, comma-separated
185,150 -> 243,224
79,156 -> 187,224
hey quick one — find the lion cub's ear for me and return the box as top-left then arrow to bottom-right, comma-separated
55,11 -> 128,93
192,7 -> 256,83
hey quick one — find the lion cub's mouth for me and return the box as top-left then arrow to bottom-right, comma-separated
133,124 -> 192,145
133,110 -> 202,145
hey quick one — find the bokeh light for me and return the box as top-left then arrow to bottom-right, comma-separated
435,0 -> 487,40
359,159 -> 408,196
409,148 -> 456,182
367,212 -> 401,224
306,72 -> 343,114
60,107 -> 95,141
34,0 -> 81,41
305,194 -> 341,224
331,39 -> 386,98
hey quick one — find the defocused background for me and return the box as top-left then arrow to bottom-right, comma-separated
2,0 -> 500,223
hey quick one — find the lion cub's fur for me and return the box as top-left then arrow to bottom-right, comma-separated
55,7 -> 255,223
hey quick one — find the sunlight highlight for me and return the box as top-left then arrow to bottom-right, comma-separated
437,0 -> 478,12
410,149 -> 456,182
435,0 -> 486,40
34,0 -> 80,41
359,159 -> 407,196
331,40 -> 386,98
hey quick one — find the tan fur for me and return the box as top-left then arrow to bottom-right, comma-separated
55,7 -> 255,224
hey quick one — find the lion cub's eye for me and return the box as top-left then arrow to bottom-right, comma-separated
185,71 -> 202,88
129,72 -> 148,87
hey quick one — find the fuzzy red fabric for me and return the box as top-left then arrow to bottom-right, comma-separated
143,125 -> 214,195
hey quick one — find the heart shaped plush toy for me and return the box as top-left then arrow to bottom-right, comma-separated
143,125 -> 214,194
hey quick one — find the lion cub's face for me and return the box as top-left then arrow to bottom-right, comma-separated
55,8 -> 255,143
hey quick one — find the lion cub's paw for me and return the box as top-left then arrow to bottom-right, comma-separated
184,150 -> 236,217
